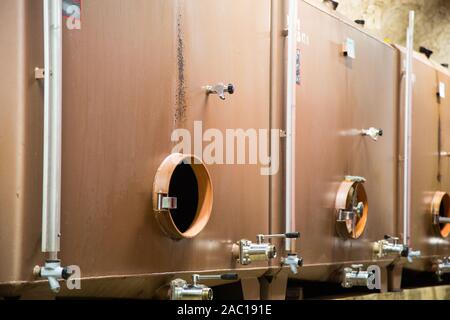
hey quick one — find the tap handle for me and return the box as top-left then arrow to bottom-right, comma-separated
221,273 -> 239,281
285,232 -> 301,239
226,84 -> 235,95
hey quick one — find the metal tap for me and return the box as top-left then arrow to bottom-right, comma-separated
204,83 -> 235,100
170,273 -> 238,300
33,260 -> 73,293
361,127 -> 383,141
373,235 -> 408,259
232,232 -> 300,266
373,235 -> 420,262
281,254 -> 303,274
434,257 -> 450,282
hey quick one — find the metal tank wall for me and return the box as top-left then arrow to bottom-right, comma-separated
0,0 -> 273,298
396,47 -> 450,272
289,0 -> 399,282
0,0 -> 44,288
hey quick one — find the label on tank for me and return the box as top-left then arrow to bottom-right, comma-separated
63,0 -> 81,30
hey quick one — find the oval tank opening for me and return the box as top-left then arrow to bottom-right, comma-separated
335,180 -> 369,240
169,163 -> 199,233
438,193 -> 450,238
153,153 -> 213,240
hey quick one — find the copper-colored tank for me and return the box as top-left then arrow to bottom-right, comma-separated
0,0 -> 273,299
396,47 -> 450,273
287,1 -> 399,283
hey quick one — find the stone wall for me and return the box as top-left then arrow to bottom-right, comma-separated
320,0 -> 450,65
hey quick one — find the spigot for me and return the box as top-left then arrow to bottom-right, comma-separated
373,235 -> 408,259
361,127 -> 383,141
232,232 -> 300,266
204,83 -> 235,100
406,249 -> 421,263
342,264 -> 380,289
33,260 -> 73,293
433,257 -> 450,282
281,254 -> 303,274
170,273 -> 238,300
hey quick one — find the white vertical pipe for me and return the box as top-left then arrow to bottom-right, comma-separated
42,0 -> 63,256
285,0 -> 297,252
403,11 -> 414,247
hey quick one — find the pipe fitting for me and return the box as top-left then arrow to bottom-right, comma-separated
232,232 -> 300,266
373,235 -> 408,259
361,127 -> 383,141
204,83 -> 235,100
232,239 -> 277,265
281,254 -> 303,274
433,258 -> 450,282
169,273 -> 238,300
34,260 -> 73,293
341,264 -> 372,289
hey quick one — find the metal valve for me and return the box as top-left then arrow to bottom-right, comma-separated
170,273 -> 238,300
342,264 -> 375,289
373,235 -> 408,259
204,83 -> 235,100
232,232 -> 300,266
373,235 -> 420,262
433,257 -> 450,282
33,260 -> 73,293
281,254 -> 304,274
361,127 -> 383,141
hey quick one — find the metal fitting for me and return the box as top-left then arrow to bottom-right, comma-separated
373,235 -> 408,259
170,273 -> 238,300
361,127 -> 383,141
232,239 -> 277,265
232,232 -> 300,266
341,264 -> 372,289
434,257 -> 450,282
33,260 -> 73,293
281,254 -> 303,274
204,83 -> 235,100
156,192 -> 177,211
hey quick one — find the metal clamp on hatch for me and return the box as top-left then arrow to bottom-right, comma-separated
33,261 -> 74,293
170,273 -> 238,300
335,176 -> 368,239
204,83 -> 235,100
232,232 -> 300,267
341,264 -> 379,289
155,193 -> 178,212
361,127 -> 383,141
373,235 -> 421,262
433,257 -> 450,282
